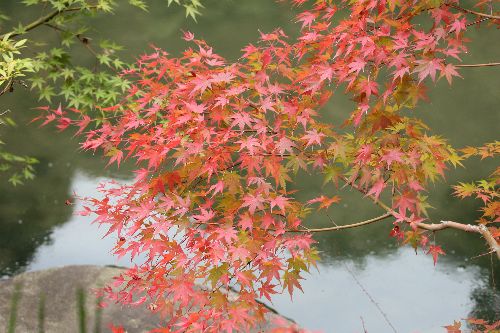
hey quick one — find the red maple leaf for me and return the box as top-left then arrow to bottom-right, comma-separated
270,195 -> 289,213
427,245 -> 446,266
439,64 -> 462,85
381,149 -> 404,167
366,178 -> 386,200
301,129 -> 325,147
414,58 -> 443,82
307,195 -> 341,210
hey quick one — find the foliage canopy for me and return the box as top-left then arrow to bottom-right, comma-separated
0,0 -> 204,184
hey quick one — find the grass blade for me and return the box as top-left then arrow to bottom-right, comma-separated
37,293 -> 46,333
94,296 -> 103,333
76,287 -> 87,333
7,282 -> 22,333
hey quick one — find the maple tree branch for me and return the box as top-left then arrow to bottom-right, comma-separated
193,213 -> 393,234
290,212 -> 393,233
447,4 -> 500,21
1,8 -> 64,39
43,23 -> 98,57
0,5 -> 97,39
0,79 -> 14,96
339,176 -> 500,260
455,62 -> 500,68
416,221 -> 500,260
466,17 -> 491,27
214,149 -> 498,257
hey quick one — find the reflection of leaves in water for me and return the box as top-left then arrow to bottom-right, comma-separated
0,113 -> 76,275
0,91 -> 133,277
0,111 -> 38,186
0,159 -> 73,276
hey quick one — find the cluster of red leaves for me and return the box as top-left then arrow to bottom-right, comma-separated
36,0 -> 499,331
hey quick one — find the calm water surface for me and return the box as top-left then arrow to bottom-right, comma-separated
0,1 -> 498,332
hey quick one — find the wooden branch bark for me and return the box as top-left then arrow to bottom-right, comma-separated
339,176 -> 500,260
416,221 -> 500,260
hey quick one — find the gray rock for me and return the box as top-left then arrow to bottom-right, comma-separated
0,265 -> 296,333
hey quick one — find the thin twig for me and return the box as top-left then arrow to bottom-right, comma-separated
1,8 -> 64,39
0,79 -> 14,97
466,17 -> 491,27
361,316 -> 368,333
289,213 -> 392,233
0,5 -> 97,39
324,214 -> 398,333
447,3 -> 500,20
192,212 -> 393,234
343,262 -> 398,333
326,212 -> 339,227
43,23 -> 98,56
469,249 -> 495,260
455,62 -> 500,68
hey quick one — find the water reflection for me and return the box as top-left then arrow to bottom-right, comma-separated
270,249 -> 485,333
0,146 -> 73,276
27,172 -> 140,272
0,92 -> 132,278
11,172 -> 494,332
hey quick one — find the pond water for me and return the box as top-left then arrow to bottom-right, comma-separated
0,1 -> 499,332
